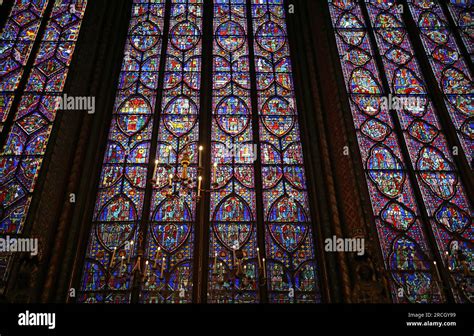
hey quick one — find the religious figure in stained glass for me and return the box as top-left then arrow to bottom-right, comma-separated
252,0 -> 320,303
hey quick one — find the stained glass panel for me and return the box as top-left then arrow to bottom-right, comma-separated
407,0 -> 473,169
78,0 -> 163,303
328,0 -> 441,303
207,0 -> 259,303
0,0 -> 87,283
447,0 -> 474,63
364,0 -> 473,303
252,0 -> 321,303
139,0 -> 203,304
0,0 -> 49,132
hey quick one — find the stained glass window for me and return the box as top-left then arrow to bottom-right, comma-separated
78,0 -> 321,304
328,0 -> 473,303
407,0 -> 473,169
365,0 -> 472,303
447,0 -> 474,63
252,0 -> 320,303
0,0 -> 49,132
328,0 -> 441,303
78,0 -> 164,303
207,0 -> 259,303
140,0 -> 202,304
0,0 -> 87,282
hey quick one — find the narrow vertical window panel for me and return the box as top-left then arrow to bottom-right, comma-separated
139,0 -> 203,304
78,0 -> 163,304
0,0 -> 87,284
207,0 -> 259,304
446,1 -> 473,63
252,0 -> 321,303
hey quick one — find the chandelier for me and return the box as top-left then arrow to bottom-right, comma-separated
119,141 -> 268,301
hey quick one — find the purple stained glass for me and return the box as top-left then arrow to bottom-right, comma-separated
0,0 -> 49,131
0,0 -> 87,285
447,1 -> 474,63
407,0 -> 473,170
328,0 -> 441,303
364,0 -> 473,303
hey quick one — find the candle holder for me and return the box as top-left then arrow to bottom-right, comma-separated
257,265 -> 267,288
139,257 -> 167,292
157,270 -> 167,283
131,256 -> 142,275
149,140 -> 228,205
109,247 -> 117,268
147,142 -> 273,302
445,248 -> 474,302
142,268 -> 191,303
233,248 -> 245,279
209,248 -> 262,303
151,142 -> 217,202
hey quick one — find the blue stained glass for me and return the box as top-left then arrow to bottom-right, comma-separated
78,0 -> 163,303
140,0 -> 203,304
208,0 -> 259,303
252,0 -> 320,303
